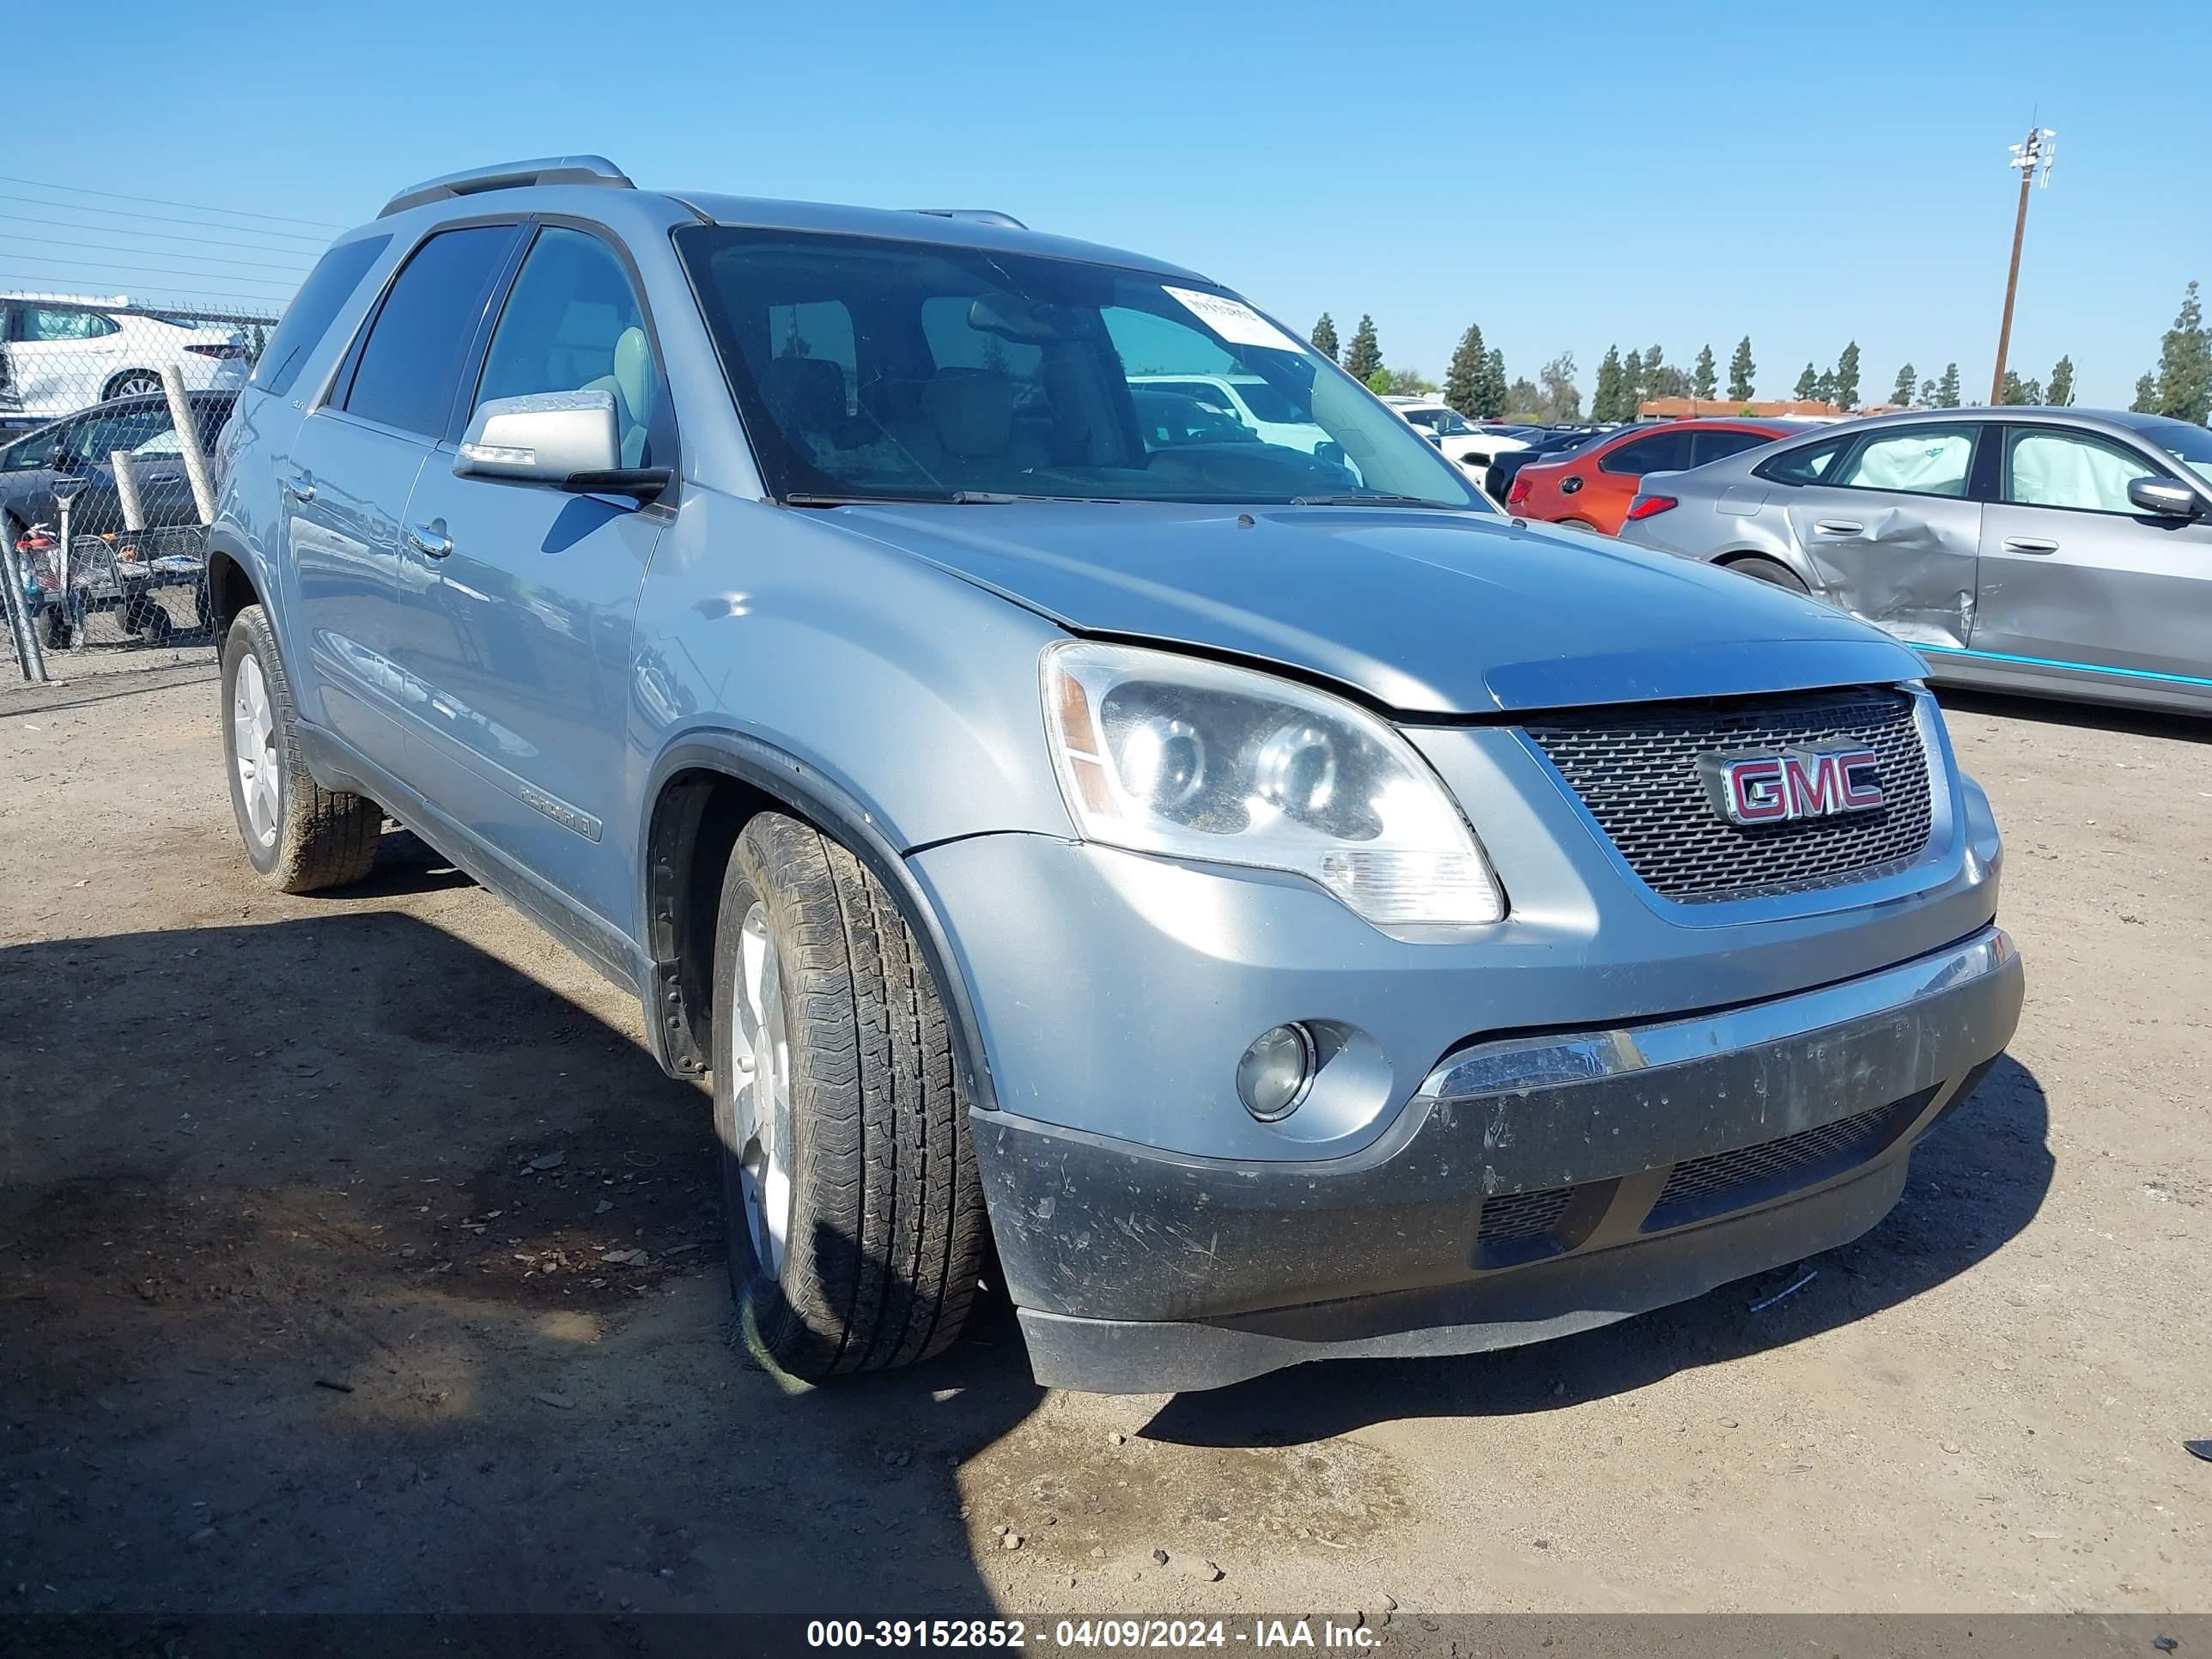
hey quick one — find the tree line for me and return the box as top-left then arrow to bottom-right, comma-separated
1307,278 -> 2212,427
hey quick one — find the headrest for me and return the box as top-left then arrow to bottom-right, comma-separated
759,354 -> 846,431
921,368 -> 1015,458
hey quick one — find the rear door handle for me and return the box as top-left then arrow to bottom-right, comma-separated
1812,520 -> 1863,536
2001,536 -> 2059,555
282,472 -> 314,503
406,523 -> 453,560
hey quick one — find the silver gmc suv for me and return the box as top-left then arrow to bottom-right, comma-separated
207,158 -> 2022,1392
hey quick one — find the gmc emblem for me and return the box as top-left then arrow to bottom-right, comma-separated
1700,747 -> 1886,825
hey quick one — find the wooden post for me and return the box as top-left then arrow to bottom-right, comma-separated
159,366 -> 218,524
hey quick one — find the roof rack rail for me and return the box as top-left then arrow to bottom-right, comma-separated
380,156 -> 633,219
910,208 -> 1028,230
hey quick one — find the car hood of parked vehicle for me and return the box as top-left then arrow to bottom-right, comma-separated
823,501 -> 1923,714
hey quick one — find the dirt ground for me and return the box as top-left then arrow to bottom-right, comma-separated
1,660 -> 2206,1620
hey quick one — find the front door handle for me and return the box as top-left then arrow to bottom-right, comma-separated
282,473 -> 314,503
406,522 -> 453,560
1813,520 -> 1864,536
2002,536 -> 2059,555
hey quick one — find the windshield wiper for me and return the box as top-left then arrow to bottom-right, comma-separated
782,492 -> 970,507
1288,493 -> 1453,508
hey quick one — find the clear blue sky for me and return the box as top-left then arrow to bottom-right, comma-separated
5,0 -> 2207,409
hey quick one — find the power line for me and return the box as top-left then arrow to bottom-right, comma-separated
0,173 -> 348,232
0,209 -> 332,256
1,234 -> 313,276
0,191 -> 330,244
0,252 -> 300,289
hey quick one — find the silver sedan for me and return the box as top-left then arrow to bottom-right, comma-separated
1615,407 -> 2212,714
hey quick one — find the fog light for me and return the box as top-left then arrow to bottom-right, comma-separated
1237,1023 -> 1318,1121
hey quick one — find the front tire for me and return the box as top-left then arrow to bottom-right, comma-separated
1723,555 -> 1811,594
714,811 -> 988,1379
220,603 -> 380,892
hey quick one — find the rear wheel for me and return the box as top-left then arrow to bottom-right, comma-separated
220,603 -> 380,892
1723,555 -> 1810,594
714,811 -> 988,1379
103,369 -> 164,400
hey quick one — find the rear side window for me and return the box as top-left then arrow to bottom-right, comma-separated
1692,428 -> 1774,465
1829,424 -> 1977,499
1757,435 -> 1847,484
252,235 -> 391,398
339,225 -> 516,437
1599,429 -> 1693,476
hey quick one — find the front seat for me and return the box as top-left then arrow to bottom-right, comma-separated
916,368 -> 1045,477
583,326 -> 656,466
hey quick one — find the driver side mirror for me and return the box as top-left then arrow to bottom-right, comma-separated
455,391 -> 669,501
2127,476 -> 2202,520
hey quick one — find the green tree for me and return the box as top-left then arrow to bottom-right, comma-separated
1592,345 -> 1625,422
1505,376 -> 1542,420
1998,369 -> 2043,404
1345,314 -> 1382,383
1793,362 -> 1819,400
1617,348 -> 1644,418
1692,343 -> 1718,401
2132,372 -> 2159,414
2149,279 -> 2212,423
1443,324 -> 1489,414
1933,363 -> 1962,408
1641,343 -> 1667,407
1310,313 -> 1340,363
1366,368 -> 1395,394
1891,362 -> 1917,404
1478,347 -> 1509,418
1918,375 -> 1937,405
1727,336 -> 1756,402
1812,368 -> 1838,404
1835,341 -> 1862,410
1537,351 -> 1582,422
2046,355 -> 2075,407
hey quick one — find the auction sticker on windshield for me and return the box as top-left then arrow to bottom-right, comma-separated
1164,287 -> 1304,353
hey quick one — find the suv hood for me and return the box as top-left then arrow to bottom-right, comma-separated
830,501 -> 1923,715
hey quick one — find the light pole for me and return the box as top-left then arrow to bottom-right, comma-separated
1990,124 -> 2056,404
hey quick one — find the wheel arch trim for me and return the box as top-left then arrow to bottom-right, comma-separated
639,729 -> 1000,1113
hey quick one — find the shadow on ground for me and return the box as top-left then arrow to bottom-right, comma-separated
1936,685 -> 2209,745
0,910 -> 1038,1615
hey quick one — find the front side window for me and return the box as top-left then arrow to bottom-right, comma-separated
13,307 -> 118,343
1828,425 -> 1977,498
474,226 -> 664,466
2121,416 -> 2212,490
1599,430 -> 1692,477
674,225 -> 1483,508
2004,428 -> 2167,514
339,224 -> 516,437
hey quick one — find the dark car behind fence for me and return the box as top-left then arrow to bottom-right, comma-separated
2,295 -> 278,678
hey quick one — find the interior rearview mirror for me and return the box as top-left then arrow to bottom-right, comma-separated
455,391 -> 670,500
2126,476 -> 2201,519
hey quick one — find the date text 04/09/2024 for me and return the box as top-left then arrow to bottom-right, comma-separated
805,1619 -> 1382,1650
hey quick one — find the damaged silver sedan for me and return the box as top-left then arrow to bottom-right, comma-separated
1616,408 -> 2212,714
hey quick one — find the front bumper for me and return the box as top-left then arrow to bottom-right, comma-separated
973,927 -> 2022,1393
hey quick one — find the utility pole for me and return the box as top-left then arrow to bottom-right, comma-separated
1990,124 -> 2056,404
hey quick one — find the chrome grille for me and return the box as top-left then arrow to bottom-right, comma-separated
1522,690 -> 1935,902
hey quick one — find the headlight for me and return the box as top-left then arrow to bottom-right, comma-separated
1042,641 -> 1504,927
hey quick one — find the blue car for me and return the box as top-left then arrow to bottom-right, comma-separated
208,158 -> 2022,1392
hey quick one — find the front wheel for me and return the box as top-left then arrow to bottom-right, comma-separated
714,811 -> 988,1379
1723,556 -> 1811,594
220,603 -> 381,892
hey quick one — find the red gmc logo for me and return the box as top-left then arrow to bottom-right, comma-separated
1702,747 -> 1886,825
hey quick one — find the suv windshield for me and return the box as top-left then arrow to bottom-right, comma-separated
676,227 -> 1485,509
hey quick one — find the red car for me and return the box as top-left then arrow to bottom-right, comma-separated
1505,419 -> 1808,536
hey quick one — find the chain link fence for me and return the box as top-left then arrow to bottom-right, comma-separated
2,295 -> 278,682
